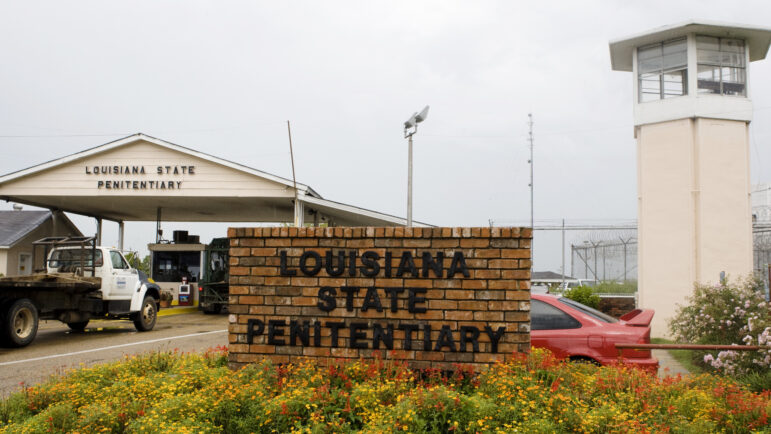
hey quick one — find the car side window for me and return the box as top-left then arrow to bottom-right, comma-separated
531,300 -> 581,330
110,251 -> 128,270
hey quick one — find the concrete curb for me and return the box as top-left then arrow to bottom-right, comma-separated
158,306 -> 199,317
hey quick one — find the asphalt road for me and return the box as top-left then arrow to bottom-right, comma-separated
0,311 -> 228,397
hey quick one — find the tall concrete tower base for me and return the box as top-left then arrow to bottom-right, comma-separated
636,118 -> 752,336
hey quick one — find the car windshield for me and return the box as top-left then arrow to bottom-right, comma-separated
558,297 -> 618,323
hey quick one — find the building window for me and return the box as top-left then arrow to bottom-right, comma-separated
696,36 -> 746,96
638,38 -> 688,102
152,251 -> 201,282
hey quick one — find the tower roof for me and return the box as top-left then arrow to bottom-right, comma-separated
610,20 -> 771,72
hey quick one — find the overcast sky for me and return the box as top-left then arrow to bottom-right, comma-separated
1,1 -> 770,274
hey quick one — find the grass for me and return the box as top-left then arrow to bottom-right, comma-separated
591,281 -> 638,294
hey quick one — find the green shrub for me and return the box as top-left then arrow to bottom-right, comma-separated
669,275 -> 771,376
737,370 -> 771,393
563,285 -> 601,309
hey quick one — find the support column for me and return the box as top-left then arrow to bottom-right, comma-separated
118,221 -> 125,250
156,207 -> 162,243
95,218 -> 102,245
294,200 -> 304,227
51,210 -> 59,236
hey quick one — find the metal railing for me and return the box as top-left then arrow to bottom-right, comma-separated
615,343 -> 770,358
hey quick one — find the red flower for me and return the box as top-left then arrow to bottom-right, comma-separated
550,377 -> 562,392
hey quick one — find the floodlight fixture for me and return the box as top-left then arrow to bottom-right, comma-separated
415,105 -> 429,123
403,106 -> 430,136
404,113 -> 417,130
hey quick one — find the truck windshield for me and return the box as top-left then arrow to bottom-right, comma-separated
49,249 -> 103,270
206,251 -> 228,282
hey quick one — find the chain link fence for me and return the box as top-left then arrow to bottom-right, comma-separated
754,224 -> 771,284
490,219 -> 771,286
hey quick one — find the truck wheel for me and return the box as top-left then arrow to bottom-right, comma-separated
1,299 -> 39,347
133,296 -> 157,332
67,321 -> 89,332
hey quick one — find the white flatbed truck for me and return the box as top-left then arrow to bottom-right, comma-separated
0,237 -> 161,347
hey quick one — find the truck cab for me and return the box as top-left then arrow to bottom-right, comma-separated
47,247 -> 141,300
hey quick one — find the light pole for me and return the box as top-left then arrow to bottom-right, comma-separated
403,106 -> 429,227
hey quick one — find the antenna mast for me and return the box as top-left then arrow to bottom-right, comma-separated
528,113 -> 534,269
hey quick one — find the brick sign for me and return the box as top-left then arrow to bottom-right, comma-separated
227,226 -> 531,370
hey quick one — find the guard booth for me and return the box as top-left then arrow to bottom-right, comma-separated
148,231 -> 204,306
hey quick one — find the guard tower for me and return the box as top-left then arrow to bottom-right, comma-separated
610,21 -> 771,335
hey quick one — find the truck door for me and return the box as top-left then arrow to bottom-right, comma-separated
107,250 -> 139,299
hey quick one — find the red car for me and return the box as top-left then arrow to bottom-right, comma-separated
530,294 -> 658,373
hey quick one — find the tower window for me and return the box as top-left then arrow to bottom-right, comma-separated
697,36 -> 746,96
638,38 -> 688,102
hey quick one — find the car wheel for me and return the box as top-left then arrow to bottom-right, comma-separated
133,296 -> 157,332
1,299 -> 39,347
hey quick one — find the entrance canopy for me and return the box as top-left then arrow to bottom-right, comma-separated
0,134 -> 420,227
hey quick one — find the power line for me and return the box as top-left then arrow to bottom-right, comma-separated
0,121 -> 288,139
0,133 -> 131,138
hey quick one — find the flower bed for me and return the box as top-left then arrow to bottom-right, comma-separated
1,348 -> 769,433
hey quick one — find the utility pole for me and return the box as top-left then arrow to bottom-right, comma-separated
287,121 -> 301,227
407,131 -> 413,227
619,236 -> 634,282
403,106 -> 429,228
584,245 -> 589,278
528,113 -> 534,270
602,243 -> 606,281
561,218 -> 565,287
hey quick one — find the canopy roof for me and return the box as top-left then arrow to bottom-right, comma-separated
0,134 -> 421,227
